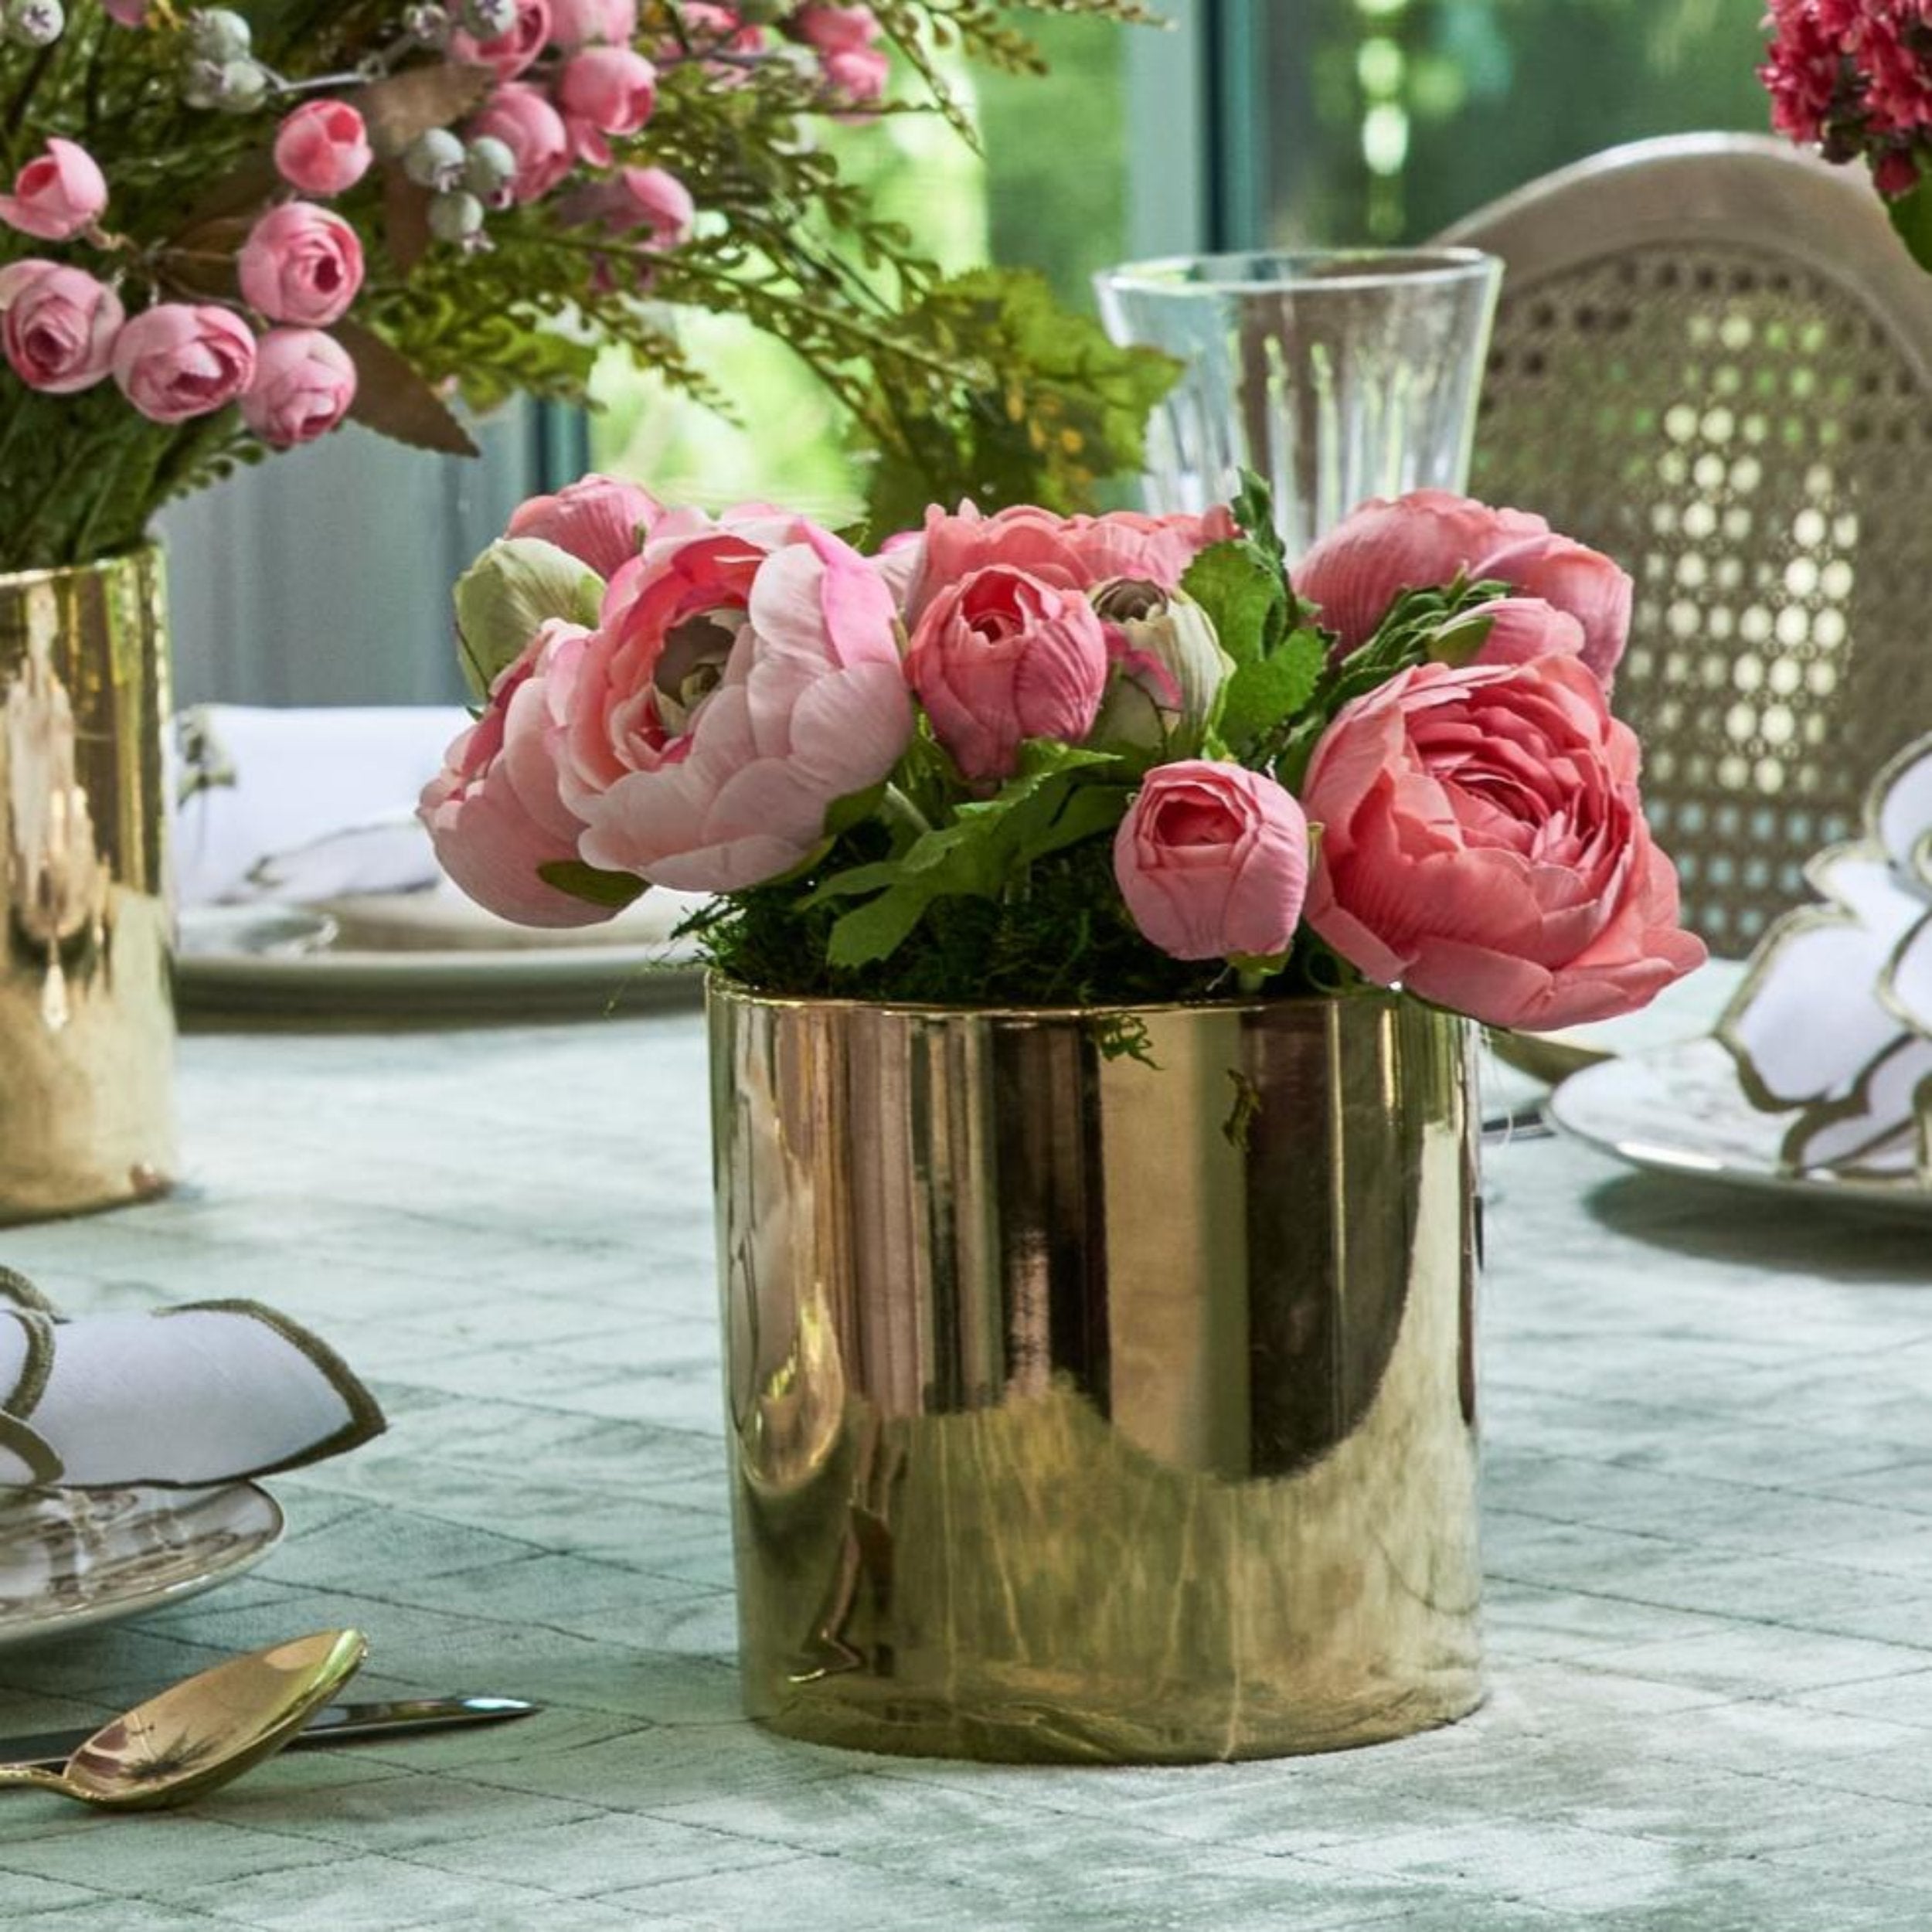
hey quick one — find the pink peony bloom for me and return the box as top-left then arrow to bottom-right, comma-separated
558,47 -> 658,163
0,138 -> 107,243
905,501 -> 1238,621
0,261 -> 122,395
240,327 -> 357,447
507,474 -> 663,578
273,101 -> 374,198
1114,760 -> 1310,964
794,3 -> 882,53
549,0 -> 638,46
905,565 -> 1111,784
420,621 -> 615,927
237,202 -> 364,327
558,508 -> 913,892
469,84 -> 574,205
558,164 -> 694,248
1291,489 -> 1633,683
451,0 -> 553,80
1300,654 -> 1706,1030
111,304 -> 257,424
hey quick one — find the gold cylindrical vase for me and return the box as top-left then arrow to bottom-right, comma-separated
709,983 -> 1482,1764
0,549 -> 175,1222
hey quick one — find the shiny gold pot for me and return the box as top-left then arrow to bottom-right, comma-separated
0,549 -> 175,1222
708,981 -> 1482,1764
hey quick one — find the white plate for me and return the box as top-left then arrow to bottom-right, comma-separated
1549,1037 -> 1932,1216
176,905 -> 705,1020
0,1483 -> 285,1648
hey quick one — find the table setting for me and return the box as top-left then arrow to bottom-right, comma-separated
2,0 -> 1932,1927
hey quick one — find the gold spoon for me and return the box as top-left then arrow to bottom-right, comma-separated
0,1628 -> 368,1811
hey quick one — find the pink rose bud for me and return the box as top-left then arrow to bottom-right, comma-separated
549,0 -> 637,46
468,83 -> 573,204
905,564 -> 1111,784
1291,489 -> 1633,683
103,0 -> 150,20
794,3 -> 881,52
451,0 -> 552,78
822,43 -> 889,107
273,101 -> 374,198
1301,655 -> 1707,1030
0,137 -> 107,242
421,621 -> 616,928
240,326 -> 358,447
1114,760 -> 1311,964
0,261 -> 123,395
559,164 -> 693,247
111,303 -> 257,424
558,46 -> 657,138
506,474 -> 663,579
237,202 -> 365,327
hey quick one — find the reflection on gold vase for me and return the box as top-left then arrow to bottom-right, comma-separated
709,983 -> 1483,1764
0,549 -> 175,1222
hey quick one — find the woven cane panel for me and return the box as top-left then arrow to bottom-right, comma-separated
1471,241 -> 1932,954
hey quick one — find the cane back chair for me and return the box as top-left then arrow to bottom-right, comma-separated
1440,134 -> 1932,957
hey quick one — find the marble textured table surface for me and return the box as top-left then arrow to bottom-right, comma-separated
2,1005 -> 1931,1931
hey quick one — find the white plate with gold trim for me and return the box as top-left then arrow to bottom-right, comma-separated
0,1483 -> 285,1648
1549,1037 -> 1932,1215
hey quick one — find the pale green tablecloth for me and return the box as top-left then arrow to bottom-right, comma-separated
2,1013 -> 1931,1931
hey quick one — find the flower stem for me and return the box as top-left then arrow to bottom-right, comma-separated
879,783 -> 932,844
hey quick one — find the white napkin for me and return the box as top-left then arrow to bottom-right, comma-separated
1716,735 -> 1932,1180
172,704 -> 468,909
0,1270 -> 384,1489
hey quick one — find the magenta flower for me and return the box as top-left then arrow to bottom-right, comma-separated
560,165 -> 693,249
451,0 -> 553,80
0,261 -> 123,395
237,203 -> 365,328
240,328 -> 358,447
549,0 -> 638,46
111,304 -> 257,423
273,102 -> 374,198
559,48 -> 658,163
470,84 -> 574,205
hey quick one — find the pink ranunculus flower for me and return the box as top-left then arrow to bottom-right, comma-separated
559,47 -> 657,163
420,621 -> 615,928
236,202 -> 364,327
905,565 -> 1111,784
0,138 -> 107,242
1114,760 -> 1310,964
904,501 -> 1239,621
1301,653 -> 1706,1030
822,44 -> 889,106
240,327 -> 357,447
469,84 -> 573,205
0,261 -> 123,395
558,164 -> 694,248
550,0 -> 638,46
451,0 -> 553,79
273,101 -> 374,198
560,512 -> 913,893
1291,489 -> 1633,683
111,304 -> 257,423
506,474 -> 662,579
794,2 -> 882,53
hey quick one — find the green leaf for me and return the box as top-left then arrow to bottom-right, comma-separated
1179,542 -> 1286,668
1887,172 -> 1932,273
1229,471 -> 1287,573
1217,630 -> 1326,753
536,861 -> 648,911
826,885 -> 934,968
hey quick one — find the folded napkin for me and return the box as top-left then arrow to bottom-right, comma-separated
1715,734 -> 1932,1180
0,1269 -> 385,1489
172,703 -> 470,910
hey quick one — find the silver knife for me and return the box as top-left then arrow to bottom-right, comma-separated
0,1695 -> 539,1771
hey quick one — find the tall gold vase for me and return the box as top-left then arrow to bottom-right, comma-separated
709,983 -> 1483,1764
0,549 -> 175,1222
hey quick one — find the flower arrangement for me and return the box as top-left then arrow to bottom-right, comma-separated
422,474 -> 1707,1030
0,0 -> 1167,573
1760,1 -> 1932,264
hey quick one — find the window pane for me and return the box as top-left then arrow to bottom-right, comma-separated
1255,1 -> 1774,245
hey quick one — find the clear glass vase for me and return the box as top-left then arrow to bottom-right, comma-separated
1096,249 -> 1503,555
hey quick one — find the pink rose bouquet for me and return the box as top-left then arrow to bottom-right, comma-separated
427,470 -> 1703,1029
0,2 -> 1172,574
